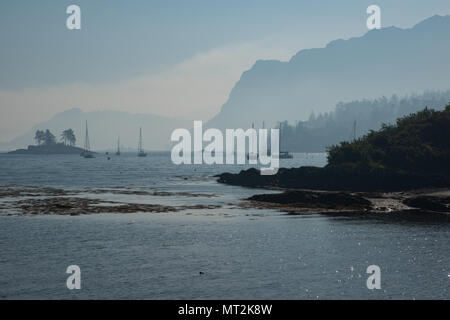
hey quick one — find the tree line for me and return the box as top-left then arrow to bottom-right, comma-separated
34,129 -> 76,146
327,104 -> 450,176
279,90 -> 450,152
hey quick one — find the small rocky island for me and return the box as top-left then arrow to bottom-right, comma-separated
218,106 -> 450,216
8,128 -> 86,155
8,144 -> 86,155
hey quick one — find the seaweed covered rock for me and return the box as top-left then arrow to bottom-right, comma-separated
248,190 -> 372,211
403,196 -> 450,213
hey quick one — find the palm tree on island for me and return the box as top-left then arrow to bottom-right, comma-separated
61,129 -> 76,146
43,129 -> 56,145
34,130 -> 45,146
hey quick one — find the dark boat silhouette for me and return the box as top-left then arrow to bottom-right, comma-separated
137,127 -> 147,157
278,122 -> 293,159
81,120 -> 95,158
116,136 -> 121,156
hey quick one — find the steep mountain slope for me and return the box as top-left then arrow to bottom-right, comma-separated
208,15 -> 450,129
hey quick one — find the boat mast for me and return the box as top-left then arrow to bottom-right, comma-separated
84,120 -> 91,152
139,127 -> 142,153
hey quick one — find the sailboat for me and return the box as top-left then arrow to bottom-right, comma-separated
279,122 -> 293,159
137,127 -> 147,157
82,120 -> 94,158
279,151 -> 293,159
116,136 -> 121,156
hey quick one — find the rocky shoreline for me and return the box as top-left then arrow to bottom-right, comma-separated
217,166 -> 450,192
1,184 -> 448,218
215,163 -> 450,217
0,185 -> 220,216
240,188 -> 450,217
7,144 -> 88,155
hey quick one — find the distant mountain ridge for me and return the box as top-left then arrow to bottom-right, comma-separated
0,108 -> 190,151
3,15 -> 450,152
208,15 -> 450,129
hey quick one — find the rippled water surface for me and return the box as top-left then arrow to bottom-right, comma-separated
0,153 -> 448,299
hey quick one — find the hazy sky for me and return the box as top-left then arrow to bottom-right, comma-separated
1,0 -> 450,141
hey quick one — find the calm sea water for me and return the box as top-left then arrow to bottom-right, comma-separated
0,152 -> 448,299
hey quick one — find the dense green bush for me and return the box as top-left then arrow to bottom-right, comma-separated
327,104 -> 450,176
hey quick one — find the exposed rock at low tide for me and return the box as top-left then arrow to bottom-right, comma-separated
0,185 -> 221,216
245,189 -> 450,217
403,195 -> 450,213
217,166 -> 450,192
248,190 -> 372,211
15,197 -> 179,215
0,185 -> 74,198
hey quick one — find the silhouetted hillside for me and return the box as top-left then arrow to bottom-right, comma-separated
208,15 -> 450,130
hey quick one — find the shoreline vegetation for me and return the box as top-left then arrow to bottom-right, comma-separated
218,106 -> 450,216
280,90 -> 450,153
